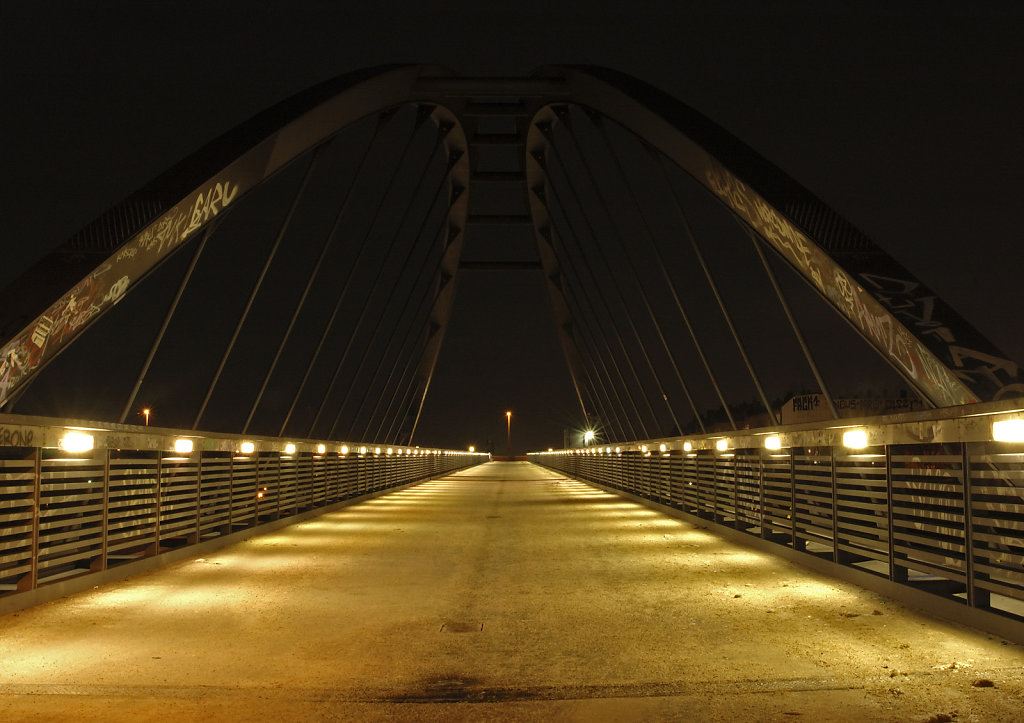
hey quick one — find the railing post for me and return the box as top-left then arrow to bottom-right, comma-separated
152,453 -> 162,555
831,445 -> 839,564
193,450 -> 202,544
227,450 -> 234,534
759,448 -> 767,539
886,443 -> 906,583
276,453 -> 283,518
961,441 -> 988,608
20,447 -> 42,592
790,448 -> 802,551
98,449 -> 111,572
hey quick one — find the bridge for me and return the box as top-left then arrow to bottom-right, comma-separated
2,66 -> 1024,718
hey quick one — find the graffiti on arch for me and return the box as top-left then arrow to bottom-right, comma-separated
704,163 -> 979,407
0,178 -> 241,407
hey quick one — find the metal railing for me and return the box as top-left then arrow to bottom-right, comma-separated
0,412 -> 486,604
531,398 -> 1024,639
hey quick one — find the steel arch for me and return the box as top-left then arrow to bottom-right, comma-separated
523,66 -> 1019,409
1,64 -> 1016,420
0,66 -> 470,418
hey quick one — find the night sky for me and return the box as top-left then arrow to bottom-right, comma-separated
2,3 -> 1023,453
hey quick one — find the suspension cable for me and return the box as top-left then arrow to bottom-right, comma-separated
311,118 -> 450,438
656,153 -> 778,426
243,111 -> 393,434
193,143 -> 326,430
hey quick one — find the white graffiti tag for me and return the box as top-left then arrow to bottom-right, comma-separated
703,162 -> 975,406
182,181 -> 238,239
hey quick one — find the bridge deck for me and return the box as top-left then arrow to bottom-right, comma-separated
1,461 -> 1022,721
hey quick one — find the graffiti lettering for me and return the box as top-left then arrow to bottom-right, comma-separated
949,346 -> 1019,387
704,162 -> 975,407
137,210 -> 187,256
182,181 -> 238,239
115,245 -> 138,263
0,427 -> 34,446
861,273 -> 955,343
103,275 -> 130,305
31,315 -> 53,348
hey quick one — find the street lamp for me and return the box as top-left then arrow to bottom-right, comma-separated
142,408 -> 151,426
506,410 -> 512,457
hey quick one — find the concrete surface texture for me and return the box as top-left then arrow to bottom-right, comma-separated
1,461 -> 1023,721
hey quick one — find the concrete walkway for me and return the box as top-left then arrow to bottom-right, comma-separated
1,461 -> 1023,721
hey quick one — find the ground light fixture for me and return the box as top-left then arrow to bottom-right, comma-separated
764,435 -> 782,451
174,438 -> 194,454
240,441 -> 255,454
284,443 -> 296,455
716,439 -> 729,451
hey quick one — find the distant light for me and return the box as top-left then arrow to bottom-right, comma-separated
548,447 -> 553,452
240,441 -> 255,455
316,444 -> 326,454
583,430 -> 596,443
659,443 -> 667,452
469,445 -> 476,452
397,448 -> 403,455
61,431 -> 94,454
683,441 -> 692,452
406,449 -> 412,455
386,447 -> 393,455
341,445 -> 349,455
764,436 -> 782,451
843,429 -> 869,449
174,438 -> 194,455
993,419 -> 1024,442
284,443 -> 296,455
716,439 -> 728,452
615,446 -> 621,453
374,447 -> 382,455
641,445 -> 648,453
359,446 -> 367,455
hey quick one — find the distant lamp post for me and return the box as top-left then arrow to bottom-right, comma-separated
506,410 -> 512,457
142,408 -> 151,426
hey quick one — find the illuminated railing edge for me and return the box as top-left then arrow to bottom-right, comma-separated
528,396 -> 1024,456
0,411 -> 491,460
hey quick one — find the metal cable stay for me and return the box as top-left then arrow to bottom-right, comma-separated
523,100 -> 1003,443
1,66 -> 1017,447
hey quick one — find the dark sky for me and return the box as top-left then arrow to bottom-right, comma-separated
2,2 -> 1023,453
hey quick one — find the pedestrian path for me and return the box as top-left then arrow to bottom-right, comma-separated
1,461 -> 1022,721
